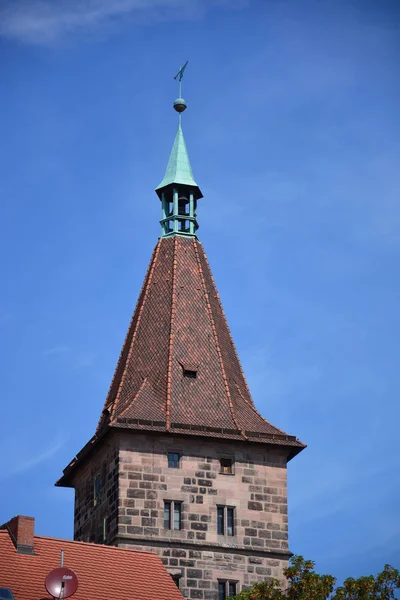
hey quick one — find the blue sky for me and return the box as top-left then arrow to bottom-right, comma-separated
0,0 -> 399,586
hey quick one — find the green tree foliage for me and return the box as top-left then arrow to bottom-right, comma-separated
231,556 -> 400,600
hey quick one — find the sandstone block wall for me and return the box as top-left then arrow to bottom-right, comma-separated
72,432 -> 290,598
117,433 -> 289,596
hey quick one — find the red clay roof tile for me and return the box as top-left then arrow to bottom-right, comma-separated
0,528 -> 183,600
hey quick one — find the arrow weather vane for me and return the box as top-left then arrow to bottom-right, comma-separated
174,60 -> 188,98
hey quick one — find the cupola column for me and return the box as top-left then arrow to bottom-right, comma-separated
189,191 -> 195,235
173,188 -> 179,233
161,192 -> 167,221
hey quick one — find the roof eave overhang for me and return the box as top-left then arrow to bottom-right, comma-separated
55,423 -> 306,488
286,443 -> 307,462
55,427 -> 111,488
155,181 -> 203,200
113,421 -> 306,460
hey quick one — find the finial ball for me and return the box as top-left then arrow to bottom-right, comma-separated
174,98 -> 187,113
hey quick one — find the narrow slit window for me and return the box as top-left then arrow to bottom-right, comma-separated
164,501 -> 171,529
103,516 -> 110,543
220,458 -> 233,474
173,503 -> 182,530
93,473 -> 101,506
218,582 -> 226,600
217,506 -> 224,535
227,507 -> 234,536
168,452 -> 180,468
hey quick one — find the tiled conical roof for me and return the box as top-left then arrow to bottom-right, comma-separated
95,236 -> 304,455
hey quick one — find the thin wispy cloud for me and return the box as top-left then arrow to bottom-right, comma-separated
42,344 -> 97,369
0,437 -> 67,480
42,345 -> 70,357
0,0 -> 248,44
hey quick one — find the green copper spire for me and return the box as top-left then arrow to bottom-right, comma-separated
155,123 -> 201,193
156,62 -> 203,238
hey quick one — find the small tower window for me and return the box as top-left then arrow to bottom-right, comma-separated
219,582 -> 226,600
217,506 -> 224,535
218,580 -> 238,600
103,516 -> 110,543
217,506 -> 235,536
220,458 -> 233,474
164,501 -> 182,530
168,452 -> 180,468
227,507 -> 234,536
93,473 -> 101,506
228,582 -> 237,598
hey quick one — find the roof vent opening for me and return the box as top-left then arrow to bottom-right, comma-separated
179,361 -> 199,379
183,368 -> 197,379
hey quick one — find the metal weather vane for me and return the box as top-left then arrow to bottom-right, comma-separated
173,61 -> 189,118
174,60 -> 188,97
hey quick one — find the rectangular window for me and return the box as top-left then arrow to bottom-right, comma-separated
93,473 -> 101,506
217,506 -> 224,535
220,458 -> 233,474
103,516 -> 110,543
227,507 -> 234,536
218,582 -> 226,600
164,501 -> 171,529
219,581 -> 238,600
164,501 -> 182,530
168,452 -> 180,468
173,502 -> 182,530
228,582 -> 237,597
217,506 -> 235,536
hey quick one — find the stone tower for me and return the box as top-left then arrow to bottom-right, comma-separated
56,68 -> 305,599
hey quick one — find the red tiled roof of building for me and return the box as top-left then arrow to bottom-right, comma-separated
0,517 -> 183,600
58,236 -> 304,485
